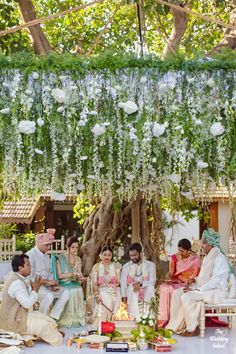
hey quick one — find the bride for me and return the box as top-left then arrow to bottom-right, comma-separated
91,245 -> 121,323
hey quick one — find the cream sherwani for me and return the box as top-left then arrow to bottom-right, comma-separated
167,247 -> 229,333
27,247 -> 70,319
8,273 -> 62,346
121,260 -> 156,321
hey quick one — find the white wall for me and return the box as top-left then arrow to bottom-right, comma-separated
164,202 -> 232,258
218,201 -> 232,254
164,212 -> 199,256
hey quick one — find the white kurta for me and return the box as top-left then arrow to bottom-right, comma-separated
167,247 -> 229,333
8,273 -> 62,346
27,247 -> 70,319
120,260 -> 156,321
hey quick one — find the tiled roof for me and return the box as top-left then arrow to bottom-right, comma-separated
0,198 -> 40,224
194,186 -> 236,201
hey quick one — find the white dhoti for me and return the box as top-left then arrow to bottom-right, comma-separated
27,311 -> 62,346
167,288 -> 204,333
126,284 -> 155,321
38,286 -> 70,320
121,260 -> 156,322
167,287 -> 226,333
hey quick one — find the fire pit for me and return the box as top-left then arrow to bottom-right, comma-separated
113,303 -> 136,337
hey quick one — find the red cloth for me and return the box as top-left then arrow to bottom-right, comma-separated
101,321 -> 115,333
205,311 -> 228,327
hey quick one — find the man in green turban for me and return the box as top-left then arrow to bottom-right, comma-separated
167,228 -> 230,337
202,228 -> 220,248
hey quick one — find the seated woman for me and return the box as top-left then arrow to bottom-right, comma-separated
52,236 -> 86,327
91,246 -> 121,325
158,238 -> 201,327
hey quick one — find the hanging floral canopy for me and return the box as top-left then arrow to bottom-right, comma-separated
0,55 -> 236,202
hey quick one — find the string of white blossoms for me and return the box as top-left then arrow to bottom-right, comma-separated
0,68 -> 235,202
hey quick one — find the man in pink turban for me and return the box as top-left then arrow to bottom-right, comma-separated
36,228 -> 56,246
27,229 -> 70,320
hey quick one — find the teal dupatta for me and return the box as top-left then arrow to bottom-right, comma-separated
51,254 -> 81,287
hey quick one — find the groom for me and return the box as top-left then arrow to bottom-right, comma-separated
120,243 -> 156,321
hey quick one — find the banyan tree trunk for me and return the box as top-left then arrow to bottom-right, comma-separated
131,195 -> 141,243
163,5 -> 189,58
81,196 -> 131,275
81,193 -> 164,277
210,0 -> 236,53
152,195 -> 165,277
16,0 -> 52,55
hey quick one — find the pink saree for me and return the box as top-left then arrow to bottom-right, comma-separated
158,254 -> 201,323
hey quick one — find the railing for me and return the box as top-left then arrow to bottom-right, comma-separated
47,235 -> 65,255
0,235 -> 22,262
228,239 -> 236,266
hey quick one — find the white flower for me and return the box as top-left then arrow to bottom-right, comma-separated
89,110 -> 98,116
149,320 -> 155,326
87,175 -> 95,179
51,88 -> 69,104
2,82 -> 9,88
51,191 -> 66,201
115,85 -> 122,91
127,233 -> 131,238
210,122 -> 225,137
126,174 -> 135,181
193,119 -> 202,126
207,78 -> 215,87
59,75 -> 67,81
44,85 -> 51,92
187,77 -> 195,84
118,102 -> 125,109
78,120 -> 86,127
118,246 -> 124,257
35,148 -> 44,155
0,107 -> 10,114
57,106 -> 64,113
140,76 -> 147,84
142,314 -> 148,319
32,72 -> 39,80
80,156 -> 88,160
153,122 -> 166,137
197,160 -> 209,169
77,184 -> 85,191
25,89 -> 32,95
167,174 -> 181,184
91,123 -> 106,136
103,122 -> 110,126
119,101 -> 138,114
37,118 -> 44,126
181,191 -> 194,200
18,120 -> 36,134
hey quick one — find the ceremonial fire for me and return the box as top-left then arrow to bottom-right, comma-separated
113,302 -> 134,321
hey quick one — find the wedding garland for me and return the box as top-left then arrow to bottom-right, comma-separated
0,61 -> 236,202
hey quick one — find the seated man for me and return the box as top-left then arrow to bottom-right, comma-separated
26,229 -> 70,320
0,254 -> 62,346
167,228 -> 230,336
120,243 -> 156,321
